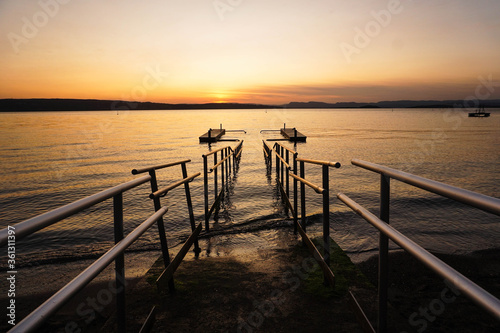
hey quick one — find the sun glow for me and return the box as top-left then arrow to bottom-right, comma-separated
208,92 -> 231,104
1,1 -> 499,104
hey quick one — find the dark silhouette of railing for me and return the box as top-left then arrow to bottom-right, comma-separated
132,159 -> 201,293
0,159 -> 202,333
0,181 -> 148,332
263,140 -> 341,286
203,141 -> 243,231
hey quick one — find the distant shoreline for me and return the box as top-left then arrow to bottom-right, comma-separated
1,98 -> 500,112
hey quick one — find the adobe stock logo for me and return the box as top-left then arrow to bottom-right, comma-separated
213,0 -> 243,21
339,0 -> 405,64
7,0 -> 72,54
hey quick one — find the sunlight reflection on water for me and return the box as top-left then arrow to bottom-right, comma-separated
0,109 -> 499,267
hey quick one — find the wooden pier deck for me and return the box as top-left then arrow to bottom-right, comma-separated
280,128 -> 307,142
199,129 -> 226,143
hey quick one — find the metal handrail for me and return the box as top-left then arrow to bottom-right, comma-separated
225,129 -> 247,133
211,153 -> 233,171
349,159 -> 500,331
274,142 -> 297,156
233,140 -> 243,159
0,175 -> 151,247
10,207 -> 168,333
156,222 -> 202,290
290,173 -> 324,194
202,145 -> 231,157
298,158 -> 341,169
352,159 -> 500,216
264,140 -> 340,284
150,173 -> 201,198
337,192 -> 500,320
203,142 -> 243,231
273,148 -> 291,169
131,159 -> 191,175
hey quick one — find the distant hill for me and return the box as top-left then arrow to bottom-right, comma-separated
1,98 -> 500,111
0,99 -> 278,112
284,100 -> 500,109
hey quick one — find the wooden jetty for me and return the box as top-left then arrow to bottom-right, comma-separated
199,129 -> 226,143
280,127 -> 307,142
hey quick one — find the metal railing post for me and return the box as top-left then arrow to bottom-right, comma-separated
322,164 -> 330,267
214,152 -> 218,199
275,143 -> 279,180
233,146 -> 236,172
148,170 -> 174,293
379,174 -> 390,333
225,147 -> 229,181
300,160 -> 306,232
228,147 -> 232,176
268,143 -> 272,169
181,162 -> 200,255
280,146 -> 284,186
113,193 -> 126,333
221,149 -> 225,192
293,152 -> 298,234
203,155 -> 209,231
285,149 -> 290,215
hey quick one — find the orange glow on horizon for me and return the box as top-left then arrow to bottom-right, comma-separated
1,1 -> 499,104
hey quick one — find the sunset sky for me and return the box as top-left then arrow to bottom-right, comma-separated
1,0 -> 499,104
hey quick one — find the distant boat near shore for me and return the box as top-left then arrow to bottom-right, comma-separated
468,106 -> 490,117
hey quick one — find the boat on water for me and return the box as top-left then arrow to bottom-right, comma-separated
468,106 -> 490,117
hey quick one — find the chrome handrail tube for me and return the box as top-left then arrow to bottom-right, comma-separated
211,153 -> 233,171
203,142 -> 243,231
225,129 -> 247,133
0,175 -> 151,246
202,145 -> 231,157
150,173 -> 201,198
131,159 -> 191,175
274,141 -> 297,155
10,207 -> 168,333
352,159 -> 500,216
337,192 -> 500,320
265,140 -> 340,274
290,173 -> 324,194
297,158 -> 341,168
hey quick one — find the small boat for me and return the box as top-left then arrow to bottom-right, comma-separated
468,106 -> 490,117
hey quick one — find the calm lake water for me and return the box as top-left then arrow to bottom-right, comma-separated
1,108 -> 499,271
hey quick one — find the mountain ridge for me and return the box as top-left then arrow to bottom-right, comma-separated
1,98 -> 500,111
